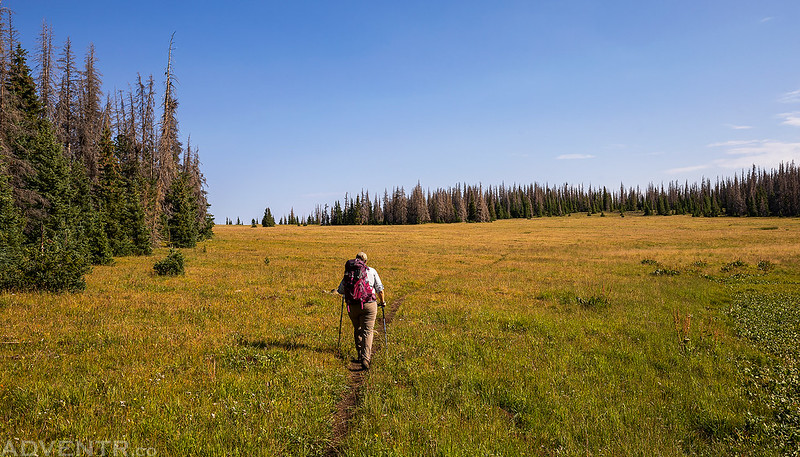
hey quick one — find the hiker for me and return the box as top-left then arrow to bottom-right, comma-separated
337,252 -> 385,370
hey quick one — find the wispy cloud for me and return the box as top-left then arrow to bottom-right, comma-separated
671,87 -> 800,175
707,140 -> 760,148
603,143 -> 628,150
673,139 -> 800,174
666,164 -> 711,174
723,123 -> 752,130
760,16 -> 774,23
779,112 -> 800,127
716,140 -> 800,169
556,154 -> 595,160
779,89 -> 800,103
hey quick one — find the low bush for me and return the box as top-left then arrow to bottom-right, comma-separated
576,294 -> 609,309
153,249 -> 185,276
721,260 -> 747,272
757,260 -> 774,272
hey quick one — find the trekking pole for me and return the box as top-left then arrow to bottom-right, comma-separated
380,302 -> 387,350
337,295 -> 344,356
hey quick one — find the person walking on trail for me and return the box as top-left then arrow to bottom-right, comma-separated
338,252 -> 385,371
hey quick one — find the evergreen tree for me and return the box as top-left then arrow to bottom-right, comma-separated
467,189 -> 478,222
164,173 -> 198,248
115,133 -> 152,255
710,194 -> 721,217
4,44 -> 92,290
96,123 -> 128,256
371,196 -> 383,225
657,195 -> 668,216
72,158 -> 113,265
262,207 -> 276,227
392,187 -> 407,224
332,200 -> 343,225
0,164 -> 24,289
121,176 -> 152,255
182,141 -> 212,240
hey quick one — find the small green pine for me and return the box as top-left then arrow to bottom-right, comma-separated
154,249 -> 185,276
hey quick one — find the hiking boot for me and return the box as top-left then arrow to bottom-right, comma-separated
361,359 -> 370,371
350,357 -> 362,364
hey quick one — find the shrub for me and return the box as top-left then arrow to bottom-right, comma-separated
721,260 -> 747,273
757,260 -> 774,272
652,268 -> 680,276
576,294 -> 609,309
263,257 -> 270,265
153,249 -> 185,276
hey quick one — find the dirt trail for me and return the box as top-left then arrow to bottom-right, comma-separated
326,296 -> 404,456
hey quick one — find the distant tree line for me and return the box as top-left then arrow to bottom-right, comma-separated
0,7 -> 212,291
267,162 -> 800,225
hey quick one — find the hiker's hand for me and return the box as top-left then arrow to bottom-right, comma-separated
378,301 -> 386,308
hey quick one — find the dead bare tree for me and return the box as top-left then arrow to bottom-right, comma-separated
0,5 -> 17,133
35,20 -> 55,123
157,33 -> 180,188
151,33 -> 183,244
77,43 -> 102,181
55,37 -> 77,158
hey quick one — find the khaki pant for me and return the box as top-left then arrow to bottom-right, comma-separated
348,300 -> 377,362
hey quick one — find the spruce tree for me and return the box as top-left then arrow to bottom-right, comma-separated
4,45 -> 92,290
115,134 -> 152,255
0,164 -> 24,289
97,123 -> 128,256
332,201 -> 343,225
467,190 -> 478,222
261,207 -> 275,227
72,158 -> 113,265
164,172 -> 198,248
122,179 -> 152,255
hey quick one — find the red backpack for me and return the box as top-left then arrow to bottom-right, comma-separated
342,258 -> 376,309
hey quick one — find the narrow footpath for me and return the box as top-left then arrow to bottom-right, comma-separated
326,296 -> 405,456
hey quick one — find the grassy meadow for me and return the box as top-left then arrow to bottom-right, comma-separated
1,215 -> 799,456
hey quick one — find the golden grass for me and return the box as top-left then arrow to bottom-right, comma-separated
1,214 -> 799,455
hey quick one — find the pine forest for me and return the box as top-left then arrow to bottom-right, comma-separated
258,162 -> 800,226
0,7 -> 212,292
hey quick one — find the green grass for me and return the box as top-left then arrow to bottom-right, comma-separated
1,215 -> 799,455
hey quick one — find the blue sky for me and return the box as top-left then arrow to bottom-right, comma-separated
10,1 -> 800,221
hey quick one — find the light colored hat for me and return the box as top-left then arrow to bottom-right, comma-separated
356,252 -> 368,262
